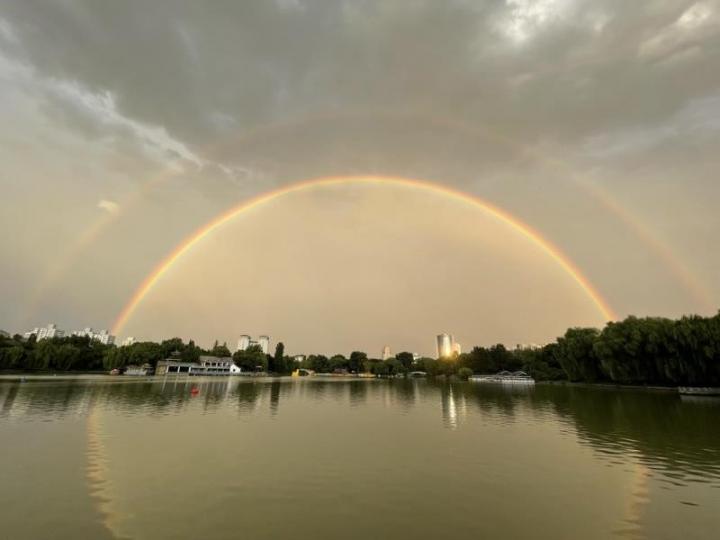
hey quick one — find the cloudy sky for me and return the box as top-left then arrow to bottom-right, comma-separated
1,1 -> 718,355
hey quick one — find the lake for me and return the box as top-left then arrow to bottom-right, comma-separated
1,376 -> 718,539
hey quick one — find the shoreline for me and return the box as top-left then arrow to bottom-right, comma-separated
536,380 -> 680,393
1,371 -> 715,393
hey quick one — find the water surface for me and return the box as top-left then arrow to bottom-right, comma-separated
1,376 -> 718,539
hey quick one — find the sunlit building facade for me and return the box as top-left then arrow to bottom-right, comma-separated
237,335 -> 251,352
436,333 -> 454,358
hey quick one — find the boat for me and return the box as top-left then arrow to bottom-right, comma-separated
124,364 -> 155,376
470,371 -> 535,385
678,387 -> 720,396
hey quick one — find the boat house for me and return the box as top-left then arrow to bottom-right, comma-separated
156,356 -> 239,376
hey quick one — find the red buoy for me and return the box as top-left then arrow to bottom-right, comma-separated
190,387 -> 200,396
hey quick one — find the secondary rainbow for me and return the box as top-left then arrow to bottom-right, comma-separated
25,111 -> 711,328
112,175 -> 616,334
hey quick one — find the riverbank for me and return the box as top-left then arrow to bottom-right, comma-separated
537,380 -> 680,393
1,371 -> 713,394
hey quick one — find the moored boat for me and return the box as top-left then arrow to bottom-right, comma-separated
470,370 -> 535,385
678,387 -> 720,396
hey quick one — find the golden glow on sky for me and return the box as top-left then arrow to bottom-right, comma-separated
112,175 -> 615,339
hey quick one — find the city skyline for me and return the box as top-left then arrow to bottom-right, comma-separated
12,320 -> 472,359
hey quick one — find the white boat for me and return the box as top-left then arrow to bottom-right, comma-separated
124,364 -> 154,376
678,387 -> 720,396
470,371 -> 535,385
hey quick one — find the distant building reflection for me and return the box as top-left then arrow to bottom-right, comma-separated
1,376 -> 719,486
440,384 -> 466,429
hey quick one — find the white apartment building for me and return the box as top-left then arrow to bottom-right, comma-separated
25,323 -> 65,341
237,334 -> 270,354
237,335 -> 251,352
72,327 -> 116,345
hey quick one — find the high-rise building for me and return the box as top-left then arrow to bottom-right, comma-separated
436,333 -> 454,358
382,345 -> 392,360
237,334 -> 269,354
72,327 -> 115,345
122,337 -> 136,347
25,323 -> 65,341
258,335 -> 270,355
93,329 -> 115,345
237,335 -> 251,352
452,342 -> 462,355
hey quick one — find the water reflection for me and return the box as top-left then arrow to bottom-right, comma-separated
440,383 -> 467,429
532,385 -> 720,485
2,376 -> 720,539
1,376 -> 719,488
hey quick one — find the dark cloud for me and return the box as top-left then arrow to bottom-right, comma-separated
4,0 -> 718,147
0,0 -> 719,339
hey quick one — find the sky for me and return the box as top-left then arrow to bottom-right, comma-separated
1,1 -> 719,356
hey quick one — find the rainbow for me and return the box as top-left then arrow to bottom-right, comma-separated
112,175 -> 616,335
23,110 -> 713,328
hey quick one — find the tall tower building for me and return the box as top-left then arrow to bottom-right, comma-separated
436,333 -> 454,359
258,335 -> 270,355
382,345 -> 392,360
237,335 -> 251,352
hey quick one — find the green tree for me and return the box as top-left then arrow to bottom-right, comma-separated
458,367 -> 473,380
329,354 -> 349,372
272,342 -> 286,374
349,351 -> 367,373
385,357 -> 406,376
209,341 -> 232,358
555,328 -> 604,382
396,352 -> 414,371
180,340 -> 202,363
372,361 -> 389,376
306,354 -> 329,373
233,344 -> 267,372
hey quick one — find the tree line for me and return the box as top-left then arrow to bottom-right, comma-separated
1,311 -> 719,385
0,335 -> 231,372
445,312 -> 720,386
